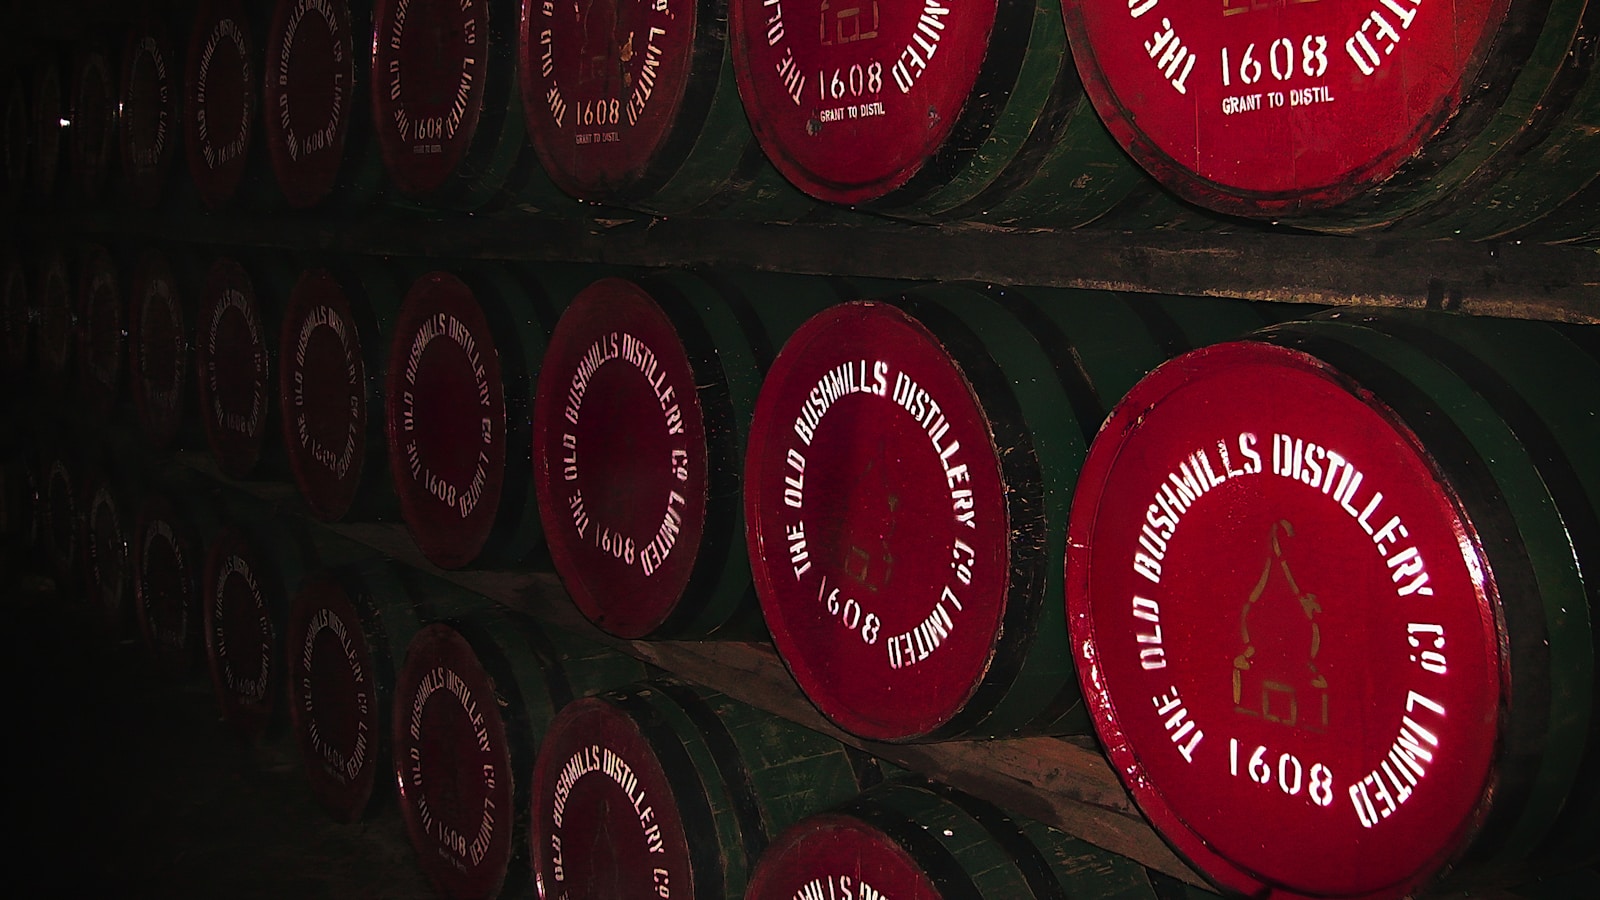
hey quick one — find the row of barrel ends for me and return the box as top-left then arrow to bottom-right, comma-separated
0,433 -> 1224,900
4,1 -> 1594,244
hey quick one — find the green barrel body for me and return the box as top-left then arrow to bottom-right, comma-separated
746,779 -> 1215,899
528,678 -> 882,900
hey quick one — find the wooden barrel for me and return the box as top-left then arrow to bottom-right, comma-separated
119,10 -> 181,209
383,263 -> 580,568
1407,29 -> 1600,243
746,779 -> 1214,899
1060,0 -> 1596,231
1066,311 -> 1599,897
31,245 -> 73,390
196,253 -> 294,479
528,679 -> 885,900
278,260 -> 400,521
288,559 -> 487,822
369,0 -> 565,212
134,492 -> 216,674
75,242 -> 124,419
203,514 -> 314,741
42,446 -> 84,595
263,0 -> 384,208
516,0 -> 812,218
727,0 -> 1145,223
391,609 -> 646,899
67,40 -> 118,205
1514,172 -> 1600,245
1,250 -> 28,377
83,462 -> 136,636
184,0 -> 261,209
29,51 -> 63,203
0,449 -> 36,547
2,447 -> 45,556
128,247 -> 196,450
744,286 -> 1269,742
2,77 -> 25,207
531,271 -> 848,640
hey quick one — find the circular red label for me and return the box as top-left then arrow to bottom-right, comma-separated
730,0 -> 998,203
121,18 -> 178,207
198,259 -> 272,479
530,696 -> 695,900
129,253 -> 187,450
1062,0 -> 1505,211
205,527 -> 277,736
185,0 -> 257,208
265,0 -> 354,207
370,0 -> 490,197
746,814 -> 942,900
289,571 -> 383,822
77,244 -> 123,416
518,0 -> 695,198
384,272 -> 506,569
281,268 -> 367,521
744,302 -> 1009,741
1067,342 -> 1502,898
34,249 -> 73,381
136,500 -> 197,671
1,254 -> 26,373
393,623 -> 516,900
533,279 -> 707,638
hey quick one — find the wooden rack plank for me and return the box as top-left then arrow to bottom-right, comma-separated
41,209 -> 1600,325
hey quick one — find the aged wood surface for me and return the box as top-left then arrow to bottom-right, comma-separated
46,209 -> 1600,325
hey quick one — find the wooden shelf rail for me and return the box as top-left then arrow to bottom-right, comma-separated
27,209 -> 1600,325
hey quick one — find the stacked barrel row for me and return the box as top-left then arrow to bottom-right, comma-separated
1,428 -> 1228,899
4,0 -> 1595,237
8,210 -> 1599,896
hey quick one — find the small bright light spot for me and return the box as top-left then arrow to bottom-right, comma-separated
58,118 -> 71,128
942,829 -> 953,837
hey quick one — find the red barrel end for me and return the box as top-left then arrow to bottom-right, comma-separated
185,0 -> 258,208
529,696 -> 695,900
383,271 -> 507,569
280,267 -> 369,521
197,257 -> 273,479
532,278 -> 707,638
1066,341 -> 1502,898
744,302 -> 1010,741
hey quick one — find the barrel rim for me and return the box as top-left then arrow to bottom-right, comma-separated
1065,339 -> 1505,898
390,620 -> 518,900
279,266 -> 368,522
184,0 -> 259,209
743,299 -> 1018,741
381,269 -> 509,569
263,0 -> 357,209
287,567 -> 387,823
532,275 -> 712,638
202,523 -> 280,740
